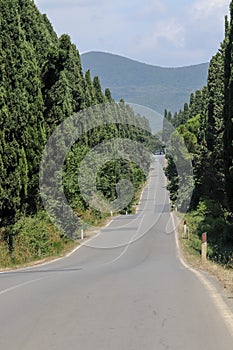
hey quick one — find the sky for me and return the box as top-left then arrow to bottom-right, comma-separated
35,0 -> 230,67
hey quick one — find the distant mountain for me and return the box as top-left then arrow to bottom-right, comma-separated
81,51 -> 209,115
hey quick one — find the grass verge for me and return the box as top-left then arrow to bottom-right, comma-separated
177,213 -> 233,296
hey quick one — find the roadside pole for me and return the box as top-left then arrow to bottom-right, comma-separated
81,228 -> 84,240
183,220 -> 187,238
202,232 -> 207,262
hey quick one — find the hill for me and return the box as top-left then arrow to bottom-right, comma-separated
81,51 -> 209,115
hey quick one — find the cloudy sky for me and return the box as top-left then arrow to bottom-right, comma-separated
35,0 -> 230,67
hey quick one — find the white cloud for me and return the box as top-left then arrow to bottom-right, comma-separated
34,0 -> 230,67
140,19 -> 185,50
139,0 -> 167,17
35,0 -> 98,9
157,20 -> 185,48
190,0 -> 229,19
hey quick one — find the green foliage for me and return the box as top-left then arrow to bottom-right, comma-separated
185,201 -> 233,265
164,2 -> 233,264
93,76 -> 105,103
105,88 -> 113,102
96,159 -> 146,212
224,4 -> 233,213
0,211 -> 75,267
164,155 -> 179,202
165,7 -> 231,211
0,0 -> 153,265
176,115 -> 200,154
62,103 -> 152,221
0,0 -> 47,222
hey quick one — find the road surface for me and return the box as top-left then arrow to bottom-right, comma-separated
0,156 -> 233,349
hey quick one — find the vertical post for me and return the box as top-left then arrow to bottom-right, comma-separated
81,228 -> 84,240
183,220 -> 187,238
202,232 -> 207,262
110,211 -> 113,217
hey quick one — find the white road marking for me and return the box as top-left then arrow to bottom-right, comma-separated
0,277 -> 47,296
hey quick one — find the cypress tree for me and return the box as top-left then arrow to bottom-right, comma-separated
203,51 -> 225,204
85,69 -> 97,105
224,1 -> 233,213
0,0 -> 46,221
105,88 -> 113,102
93,76 -> 105,103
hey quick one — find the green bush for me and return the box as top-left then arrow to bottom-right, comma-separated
184,201 -> 233,266
0,211 -> 75,267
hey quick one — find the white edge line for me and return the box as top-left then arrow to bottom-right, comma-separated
171,212 -> 233,338
0,277 -> 47,296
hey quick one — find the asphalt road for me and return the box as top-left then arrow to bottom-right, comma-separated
0,156 -> 233,350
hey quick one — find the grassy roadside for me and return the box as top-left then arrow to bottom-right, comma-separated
0,210 -> 116,271
176,213 -> 233,296
0,211 -> 77,271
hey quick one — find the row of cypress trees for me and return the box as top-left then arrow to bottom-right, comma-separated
165,1 -> 233,259
0,0 -> 154,242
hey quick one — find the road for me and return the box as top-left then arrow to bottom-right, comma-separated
0,156 -> 233,350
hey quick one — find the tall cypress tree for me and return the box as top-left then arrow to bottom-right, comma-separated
224,2 -> 233,213
93,76 -> 105,103
203,51 -> 225,204
0,0 -> 46,223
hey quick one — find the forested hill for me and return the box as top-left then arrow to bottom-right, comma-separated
0,0 -> 157,263
81,51 -> 209,114
165,2 -> 233,264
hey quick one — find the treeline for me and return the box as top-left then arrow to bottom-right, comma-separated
165,2 -> 233,263
0,0 -> 158,261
